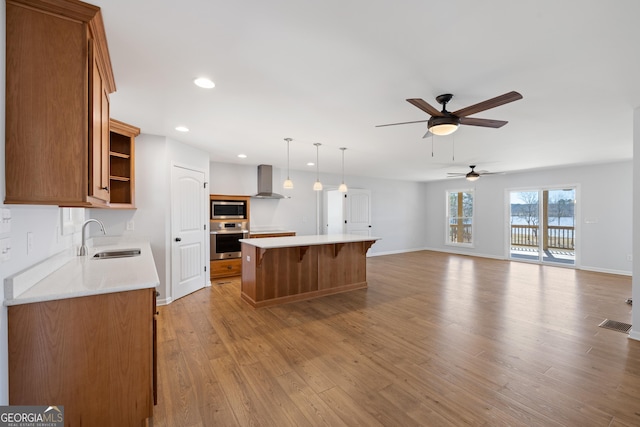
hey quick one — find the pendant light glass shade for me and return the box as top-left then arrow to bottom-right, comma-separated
338,147 -> 348,193
313,143 -> 322,191
283,138 -> 293,189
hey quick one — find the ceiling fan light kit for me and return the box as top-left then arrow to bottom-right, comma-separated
428,115 -> 460,136
465,170 -> 480,181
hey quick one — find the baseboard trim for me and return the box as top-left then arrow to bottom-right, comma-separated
368,247 -> 429,257
578,265 -> 632,276
420,246 -> 506,261
157,297 -> 173,306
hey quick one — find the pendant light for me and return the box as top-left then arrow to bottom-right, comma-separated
313,143 -> 323,191
283,138 -> 293,189
338,147 -> 348,193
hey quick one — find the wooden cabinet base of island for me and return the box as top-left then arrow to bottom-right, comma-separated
241,240 -> 376,308
8,288 -> 155,426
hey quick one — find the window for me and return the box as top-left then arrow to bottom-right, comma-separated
446,190 -> 474,246
60,208 -> 84,236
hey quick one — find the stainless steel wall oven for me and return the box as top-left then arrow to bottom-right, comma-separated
210,221 -> 249,260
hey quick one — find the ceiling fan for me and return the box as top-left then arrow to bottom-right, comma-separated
447,165 -> 498,181
377,91 -> 523,137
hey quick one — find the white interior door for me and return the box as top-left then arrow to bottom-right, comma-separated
171,165 -> 207,301
345,189 -> 372,236
325,190 -> 345,234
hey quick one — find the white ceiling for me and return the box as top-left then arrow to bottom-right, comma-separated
92,0 -> 640,182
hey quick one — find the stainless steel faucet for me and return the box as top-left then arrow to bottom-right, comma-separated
79,219 -> 106,256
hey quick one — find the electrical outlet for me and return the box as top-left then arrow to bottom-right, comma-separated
627,254 -> 633,262
126,220 -> 135,231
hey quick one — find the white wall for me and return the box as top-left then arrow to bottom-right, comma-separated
209,161 -> 428,255
631,108 -> 640,341
424,161 -> 633,275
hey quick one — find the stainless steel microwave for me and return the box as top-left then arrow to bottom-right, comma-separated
211,200 -> 247,220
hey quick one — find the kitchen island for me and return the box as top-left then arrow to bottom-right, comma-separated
240,234 -> 379,308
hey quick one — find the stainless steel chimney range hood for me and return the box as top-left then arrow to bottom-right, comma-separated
253,164 -> 289,199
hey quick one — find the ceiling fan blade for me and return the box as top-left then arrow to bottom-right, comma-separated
446,173 -> 466,177
459,117 -> 508,128
452,91 -> 522,118
406,98 -> 443,117
375,119 -> 429,128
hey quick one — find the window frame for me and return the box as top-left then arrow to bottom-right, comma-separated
445,188 -> 475,247
60,207 -> 84,236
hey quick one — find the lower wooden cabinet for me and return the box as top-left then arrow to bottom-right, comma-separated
211,258 -> 242,279
8,288 -> 155,427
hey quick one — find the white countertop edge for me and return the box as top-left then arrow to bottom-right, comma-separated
240,233 -> 380,249
4,281 -> 158,306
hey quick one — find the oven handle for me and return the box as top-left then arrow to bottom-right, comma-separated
210,230 -> 250,235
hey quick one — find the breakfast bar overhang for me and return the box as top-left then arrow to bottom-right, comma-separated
240,234 -> 379,308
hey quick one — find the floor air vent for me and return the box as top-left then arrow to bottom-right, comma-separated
598,319 -> 632,334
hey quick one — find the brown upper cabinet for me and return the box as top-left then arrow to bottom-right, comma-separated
5,0 -> 123,207
109,119 -> 140,208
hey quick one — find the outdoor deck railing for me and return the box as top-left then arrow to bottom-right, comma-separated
510,224 -> 575,250
448,224 -> 472,243
450,224 -> 575,250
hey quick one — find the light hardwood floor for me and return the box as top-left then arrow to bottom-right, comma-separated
154,251 -> 639,426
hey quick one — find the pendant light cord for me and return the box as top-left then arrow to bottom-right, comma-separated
341,148 -> 345,183
286,138 -> 291,179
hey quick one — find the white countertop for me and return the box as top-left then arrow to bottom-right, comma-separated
240,233 -> 380,249
4,241 -> 160,306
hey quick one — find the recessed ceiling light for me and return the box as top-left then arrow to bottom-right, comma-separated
307,162 -> 315,166
194,77 -> 215,89
175,126 -> 189,132
237,154 -> 247,159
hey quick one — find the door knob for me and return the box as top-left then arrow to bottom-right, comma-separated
175,237 -> 182,242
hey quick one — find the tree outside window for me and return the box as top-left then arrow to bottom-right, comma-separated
446,190 -> 473,245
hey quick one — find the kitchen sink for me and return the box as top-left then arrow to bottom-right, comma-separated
92,248 -> 141,259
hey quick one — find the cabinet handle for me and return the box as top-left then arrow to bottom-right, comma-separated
175,237 -> 182,242
101,186 -> 109,192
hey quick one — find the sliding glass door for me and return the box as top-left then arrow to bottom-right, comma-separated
509,188 -> 576,265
